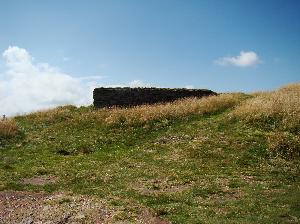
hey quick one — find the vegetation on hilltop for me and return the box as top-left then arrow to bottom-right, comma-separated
0,83 -> 299,223
0,119 -> 19,139
231,83 -> 300,133
231,83 -> 300,159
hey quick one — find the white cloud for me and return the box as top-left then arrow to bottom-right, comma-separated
215,51 -> 262,67
184,85 -> 194,89
0,46 -> 98,116
105,80 -> 152,88
129,80 -> 151,88
0,46 -> 154,116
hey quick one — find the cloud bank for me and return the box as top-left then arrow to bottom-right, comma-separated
215,51 -> 261,67
0,46 -> 153,116
0,46 -> 95,116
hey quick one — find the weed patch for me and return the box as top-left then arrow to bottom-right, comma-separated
267,132 -> 300,160
0,119 -> 19,139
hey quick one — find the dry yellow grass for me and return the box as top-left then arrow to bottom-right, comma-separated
25,105 -> 78,124
24,82 -> 300,130
0,119 -> 19,138
26,94 -> 246,126
231,83 -> 300,131
278,82 -> 300,93
103,93 -> 245,125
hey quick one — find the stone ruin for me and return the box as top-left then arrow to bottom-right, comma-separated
93,87 -> 217,108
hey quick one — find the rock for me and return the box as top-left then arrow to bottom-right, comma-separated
21,218 -> 34,224
74,213 -> 85,220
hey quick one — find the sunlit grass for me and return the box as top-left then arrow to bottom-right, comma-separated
0,119 -> 19,139
1,83 -> 299,223
230,82 -> 300,132
102,93 -> 246,125
25,93 -> 247,126
230,83 -> 300,159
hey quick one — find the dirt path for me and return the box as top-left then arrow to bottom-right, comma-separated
0,191 -> 170,224
0,191 -> 115,224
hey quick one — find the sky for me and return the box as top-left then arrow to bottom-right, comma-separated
0,0 -> 299,116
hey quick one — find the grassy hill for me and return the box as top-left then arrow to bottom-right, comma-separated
0,83 -> 299,223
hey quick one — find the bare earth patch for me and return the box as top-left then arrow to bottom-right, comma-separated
0,191 -> 172,224
140,209 -> 171,224
0,191 -> 115,224
21,175 -> 58,186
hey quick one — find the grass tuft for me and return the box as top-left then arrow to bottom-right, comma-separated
267,131 -> 300,160
0,119 -> 19,139
24,105 -> 78,124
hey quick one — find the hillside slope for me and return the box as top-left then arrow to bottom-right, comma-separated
0,84 -> 299,223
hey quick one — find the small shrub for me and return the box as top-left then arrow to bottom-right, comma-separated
267,131 -> 300,160
0,119 -> 19,139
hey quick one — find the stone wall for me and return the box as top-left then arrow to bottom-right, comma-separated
93,87 -> 217,108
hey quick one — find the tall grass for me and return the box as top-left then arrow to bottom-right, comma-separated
25,93 -> 246,127
0,119 -> 19,139
24,82 -> 299,130
103,93 -> 246,125
231,83 -> 300,132
24,105 -> 78,124
230,83 -> 300,159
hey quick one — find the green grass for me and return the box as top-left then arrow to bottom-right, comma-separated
0,95 -> 299,223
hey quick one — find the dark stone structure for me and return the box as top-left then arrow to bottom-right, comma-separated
93,87 -> 217,108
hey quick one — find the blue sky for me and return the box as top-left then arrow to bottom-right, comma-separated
0,0 -> 299,115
